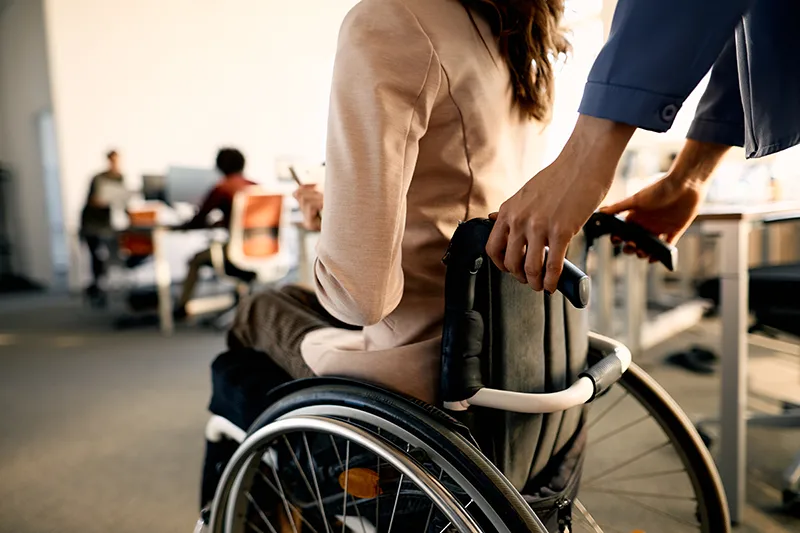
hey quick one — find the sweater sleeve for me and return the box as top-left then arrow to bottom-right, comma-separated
314,0 -> 442,326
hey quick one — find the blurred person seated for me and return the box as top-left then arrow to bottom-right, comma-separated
175,148 -> 255,319
79,150 -> 148,307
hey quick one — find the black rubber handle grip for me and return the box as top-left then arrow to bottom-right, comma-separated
584,212 -> 678,271
579,353 -> 623,402
544,248 -> 591,309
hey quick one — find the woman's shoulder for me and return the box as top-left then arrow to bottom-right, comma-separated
342,0 -> 460,39
345,0 -> 461,27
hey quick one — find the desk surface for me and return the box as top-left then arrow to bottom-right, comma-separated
122,225 -> 226,234
696,202 -> 800,222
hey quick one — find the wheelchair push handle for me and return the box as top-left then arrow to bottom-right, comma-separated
583,212 -> 678,271
442,218 -> 590,310
545,247 -> 591,309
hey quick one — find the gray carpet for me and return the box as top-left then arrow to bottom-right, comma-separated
0,293 -> 797,532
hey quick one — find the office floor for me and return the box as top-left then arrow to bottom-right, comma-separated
0,293 -> 797,533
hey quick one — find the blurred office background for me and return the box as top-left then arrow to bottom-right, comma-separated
0,1 -> 798,532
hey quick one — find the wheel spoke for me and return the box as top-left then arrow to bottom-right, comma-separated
386,470 -> 404,533
590,414 -> 651,446
437,501 -> 473,533
582,467 -> 686,487
245,492 -> 280,533
586,389 -> 629,431
256,469 -> 320,533
340,439 -> 351,533
328,435 -> 366,532
303,432 -> 334,533
266,446 -> 302,533
584,441 -> 672,485
283,435 -> 316,500
247,519 -> 269,533
573,498 -> 605,533
581,487 -> 696,501
613,492 -> 700,530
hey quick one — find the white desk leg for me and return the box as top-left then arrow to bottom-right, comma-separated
593,238 -> 614,337
296,227 -> 310,288
714,220 -> 749,524
153,227 -> 174,336
624,254 -> 647,357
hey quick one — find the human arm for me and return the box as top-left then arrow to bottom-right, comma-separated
181,187 -> 222,229
86,176 -> 106,208
487,0 -> 753,293
313,0 -> 442,326
600,139 -> 731,257
599,36 -> 743,253
293,184 -> 323,232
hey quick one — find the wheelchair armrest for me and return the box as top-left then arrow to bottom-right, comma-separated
583,332 -> 632,401
444,332 -> 631,413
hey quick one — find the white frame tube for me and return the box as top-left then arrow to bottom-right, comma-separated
445,332 -> 632,413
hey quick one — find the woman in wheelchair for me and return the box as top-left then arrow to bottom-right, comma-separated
202,1 -> 730,532
225,0 -> 567,403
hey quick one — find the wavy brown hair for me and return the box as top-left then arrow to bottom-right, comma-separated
459,0 -> 569,122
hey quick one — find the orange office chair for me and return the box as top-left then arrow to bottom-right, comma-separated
214,187 -> 290,283
197,187 -> 291,325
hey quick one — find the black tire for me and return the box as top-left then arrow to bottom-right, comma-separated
248,379 -> 548,533
594,357 -> 731,532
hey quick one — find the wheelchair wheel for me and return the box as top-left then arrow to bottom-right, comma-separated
575,359 -> 730,533
211,381 -> 549,533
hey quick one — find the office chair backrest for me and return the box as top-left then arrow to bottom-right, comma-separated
119,207 -> 159,256
441,219 -> 588,494
227,187 -> 288,280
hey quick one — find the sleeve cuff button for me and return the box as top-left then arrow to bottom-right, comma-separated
660,103 -> 679,122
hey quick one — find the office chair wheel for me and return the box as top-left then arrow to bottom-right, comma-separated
208,381 -> 549,533
577,358 -> 730,532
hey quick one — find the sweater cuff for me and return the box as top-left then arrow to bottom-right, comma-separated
578,82 -> 684,133
686,118 -> 744,147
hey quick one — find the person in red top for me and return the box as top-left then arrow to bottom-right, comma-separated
176,148 -> 255,318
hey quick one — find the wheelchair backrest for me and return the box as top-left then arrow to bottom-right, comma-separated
441,219 -> 589,491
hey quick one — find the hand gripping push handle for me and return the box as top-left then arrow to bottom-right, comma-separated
441,218 -> 590,310
584,212 -> 678,271
441,215 -> 676,413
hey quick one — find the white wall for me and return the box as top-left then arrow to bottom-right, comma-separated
43,0 -> 358,287
0,0 -> 55,285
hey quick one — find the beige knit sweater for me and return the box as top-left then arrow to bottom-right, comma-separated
301,0 -> 544,403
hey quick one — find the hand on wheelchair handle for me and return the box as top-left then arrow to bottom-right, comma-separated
583,212 -> 678,271
486,213 -> 590,309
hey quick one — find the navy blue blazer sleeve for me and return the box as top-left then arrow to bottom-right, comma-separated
579,0 -> 753,132
686,36 -> 745,147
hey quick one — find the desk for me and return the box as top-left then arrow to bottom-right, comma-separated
693,203 -> 800,523
595,203 -> 800,523
123,225 -> 225,335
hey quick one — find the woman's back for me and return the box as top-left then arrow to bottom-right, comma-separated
307,0 -> 544,401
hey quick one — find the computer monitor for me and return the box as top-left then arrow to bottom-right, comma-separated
164,166 -> 221,206
142,174 -> 167,203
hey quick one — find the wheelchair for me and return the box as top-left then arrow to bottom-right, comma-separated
198,215 -> 731,533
